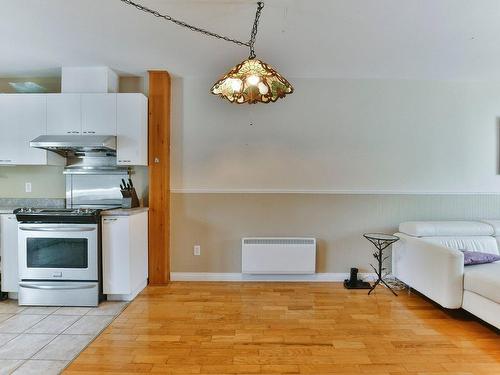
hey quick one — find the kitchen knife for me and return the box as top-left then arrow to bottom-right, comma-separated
128,178 -> 134,188
121,179 -> 128,190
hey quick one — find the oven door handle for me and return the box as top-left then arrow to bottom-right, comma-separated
19,283 -> 96,290
19,227 -> 96,232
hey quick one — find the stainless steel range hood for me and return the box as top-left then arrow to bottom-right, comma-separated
30,135 -> 117,156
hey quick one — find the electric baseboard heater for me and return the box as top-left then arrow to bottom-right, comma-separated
241,237 -> 316,274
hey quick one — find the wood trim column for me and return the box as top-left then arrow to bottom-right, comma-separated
148,71 -> 171,284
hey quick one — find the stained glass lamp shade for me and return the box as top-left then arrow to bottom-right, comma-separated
211,58 -> 294,104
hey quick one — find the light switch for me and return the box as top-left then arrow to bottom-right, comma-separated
25,182 -> 32,193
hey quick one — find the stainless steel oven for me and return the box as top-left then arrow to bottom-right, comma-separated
15,208 -> 103,307
18,223 -> 98,281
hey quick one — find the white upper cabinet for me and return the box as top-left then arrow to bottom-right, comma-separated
47,93 -> 117,135
0,94 -> 49,165
81,93 -> 117,135
117,94 -> 148,166
46,93 -> 81,135
0,92 -> 147,166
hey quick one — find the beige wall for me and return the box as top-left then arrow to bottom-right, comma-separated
132,166 -> 149,206
0,75 -> 142,94
171,193 -> 500,273
0,165 -> 147,201
0,166 -> 65,198
172,77 -> 500,193
0,77 -> 61,93
119,76 -> 146,95
170,77 -> 500,275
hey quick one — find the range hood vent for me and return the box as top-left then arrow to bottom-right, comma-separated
30,135 -> 117,156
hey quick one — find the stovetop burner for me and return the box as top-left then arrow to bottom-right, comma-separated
14,207 -> 104,224
15,207 -> 100,216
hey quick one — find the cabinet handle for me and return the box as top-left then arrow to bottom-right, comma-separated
0,160 -> 12,163
103,218 -> 118,222
87,131 -> 96,134
20,226 -> 96,232
118,160 -> 131,163
72,131 -> 79,134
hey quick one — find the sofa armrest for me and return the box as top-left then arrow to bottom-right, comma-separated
392,233 -> 464,308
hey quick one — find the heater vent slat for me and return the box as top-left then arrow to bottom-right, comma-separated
241,237 -> 316,275
243,238 -> 315,246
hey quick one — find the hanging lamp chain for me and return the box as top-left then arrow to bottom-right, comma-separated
248,2 -> 264,59
119,0 -> 264,56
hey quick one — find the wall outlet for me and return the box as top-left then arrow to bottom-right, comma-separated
25,182 -> 32,193
193,245 -> 201,256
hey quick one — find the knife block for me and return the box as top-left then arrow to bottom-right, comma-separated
121,188 -> 140,209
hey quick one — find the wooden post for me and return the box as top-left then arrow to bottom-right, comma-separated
148,71 -> 171,284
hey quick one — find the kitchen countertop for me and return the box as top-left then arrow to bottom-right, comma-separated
1,207 -> 150,215
101,207 -> 149,216
0,199 -> 66,215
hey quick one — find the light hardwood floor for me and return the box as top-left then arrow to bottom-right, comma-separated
65,282 -> 500,374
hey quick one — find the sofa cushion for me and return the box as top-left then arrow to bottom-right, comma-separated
480,220 -> 500,235
424,236 -> 498,253
399,221 -> 494,237
479,221 -> 500,251
462,250 -> 500,265
463,262 -> 500,304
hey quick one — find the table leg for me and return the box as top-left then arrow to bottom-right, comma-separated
368,279 -> 380,295
379,277 -> 398,296
368,247 -> 397,296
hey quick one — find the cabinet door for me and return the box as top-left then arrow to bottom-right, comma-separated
129,212 -> 148,291
117,94 -> 148,166
47,94 -> 81,135
0,94 -> 47,165
0,214 -> 19,292
102,216 -> 130,294
81,94 -> 117,135
0,95 -> 11,164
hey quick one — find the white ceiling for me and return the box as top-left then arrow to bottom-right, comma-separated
2,0 -> 500,80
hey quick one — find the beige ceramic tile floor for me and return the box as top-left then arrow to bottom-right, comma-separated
0,299 -> 127,375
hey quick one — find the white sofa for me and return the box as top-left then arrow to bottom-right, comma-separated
392,221 -> 500,329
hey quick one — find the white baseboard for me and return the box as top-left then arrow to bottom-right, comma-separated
7,292 -> 18,300
106,279 -> 148,301
170,272 -> 376,282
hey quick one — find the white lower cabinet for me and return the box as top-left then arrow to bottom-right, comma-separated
0,214 -> 19,293
102,211 -> 148,301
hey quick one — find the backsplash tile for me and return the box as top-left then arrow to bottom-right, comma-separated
0,198 -> 65,210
